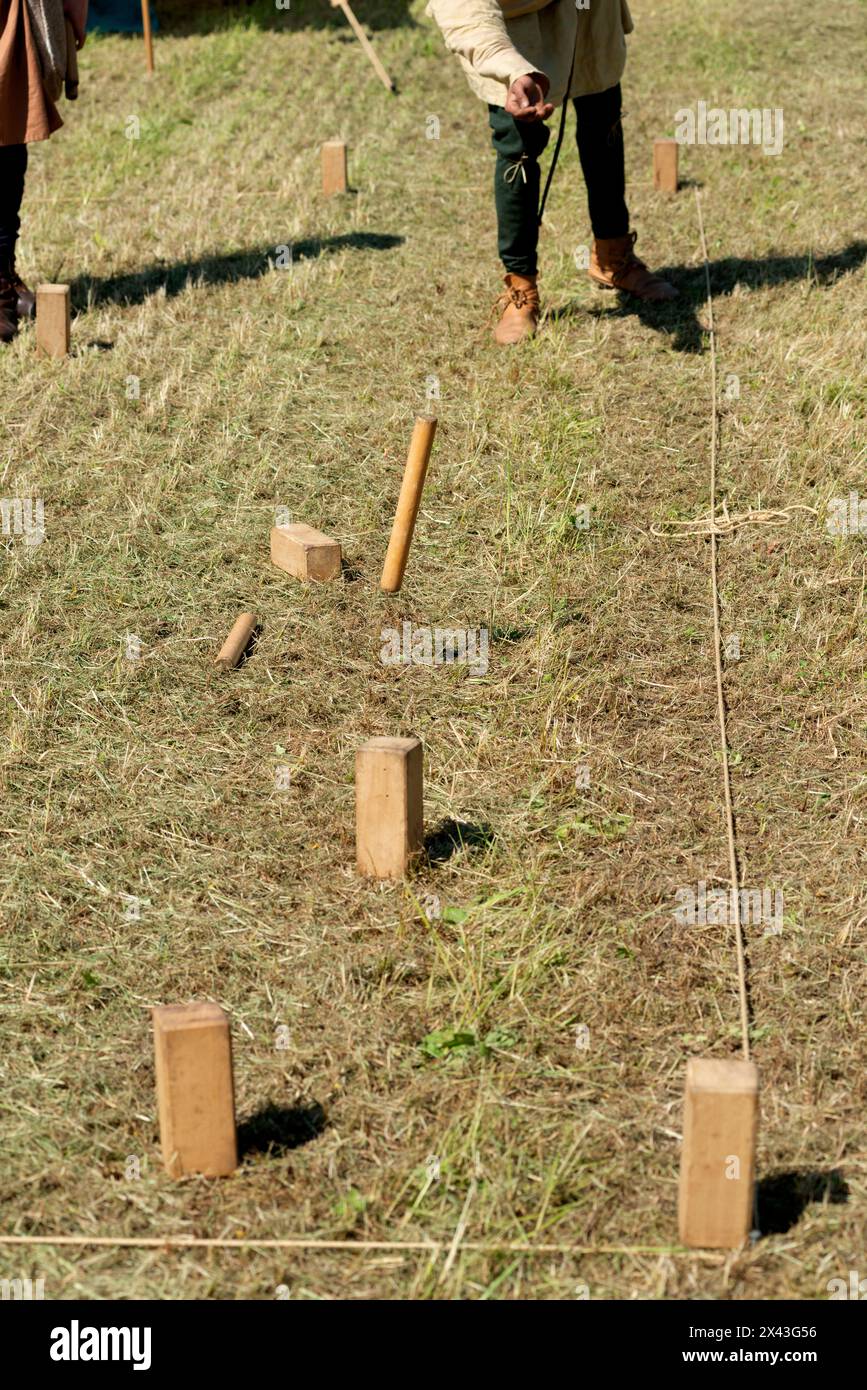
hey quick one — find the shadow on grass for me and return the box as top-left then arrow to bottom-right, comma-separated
490,623 -> 534,642
133,0 -> 417,36
230,621 -> 261,669
70,232 -> 404,310
551,240 -> 867,353
340,557 -> 364,582
425,818 -> 495,864
756,1168 -> 848,1235
238,1100 -> 327,1159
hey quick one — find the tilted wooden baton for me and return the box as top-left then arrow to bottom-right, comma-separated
380,416 -> 437,594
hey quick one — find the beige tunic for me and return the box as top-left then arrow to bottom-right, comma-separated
426,0 -> 633,108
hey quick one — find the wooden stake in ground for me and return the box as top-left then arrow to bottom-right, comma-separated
141,0 -> 154,75
653,138 -> 679,193
35,285 -> 70,358
380,415 -> 437,594
356,736 -> 423,878
271,522 -> 342,581
153,1003 -> 238,1178
214,612 -> 256,671
330,0 -> 395,92
321,140 -> 348,197
678,1057 -> 759,1248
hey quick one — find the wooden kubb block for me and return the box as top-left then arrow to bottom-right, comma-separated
153,1002 -> 238,1177
356,736 -> 423,878
270,523 -> 341,582
678,1057 -> 759,1248
36,284 -> 71,358
653,138 -> 679,193
322,140 -> 348,197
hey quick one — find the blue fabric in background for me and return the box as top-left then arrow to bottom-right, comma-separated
87,1 -> 158,34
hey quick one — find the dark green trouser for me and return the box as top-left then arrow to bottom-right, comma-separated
488,84 -> 629,276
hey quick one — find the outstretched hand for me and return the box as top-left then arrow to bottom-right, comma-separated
505,72 -> 554,122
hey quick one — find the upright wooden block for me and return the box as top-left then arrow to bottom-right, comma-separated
36,284 -> 71,358
153,1002 -> 238,1178
270,522 -> 342,582
653,138 -> 679,193
356,736 -> 423,878
322,140 -> 348,196
678,1057 -> 759,1248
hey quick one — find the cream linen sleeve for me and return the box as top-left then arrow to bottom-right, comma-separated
426,0 -> 540,89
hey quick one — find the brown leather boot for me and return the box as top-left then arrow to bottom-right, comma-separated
0,275 -> 18,343
492,272 -> 540,345
588,232 -> 677,302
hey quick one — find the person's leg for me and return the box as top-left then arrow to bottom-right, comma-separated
487,106 -> 550,342
575,85 -> 677,302
488,104 -> 551,276
572,83 -> 628,239
0,144 -> 29,341
0,145 -> 34,328
0,144 -> 28,264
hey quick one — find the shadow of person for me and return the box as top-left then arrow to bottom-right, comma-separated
70,232 -> 404,311
756,1168 -> 848,1236
237,1100 -> 326,1159
552,240 -> 867,354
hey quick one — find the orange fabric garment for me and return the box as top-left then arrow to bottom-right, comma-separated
0,0 -> 62,145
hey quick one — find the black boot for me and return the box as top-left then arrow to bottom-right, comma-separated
0,274 -> 17,342
11,265 -> 35,319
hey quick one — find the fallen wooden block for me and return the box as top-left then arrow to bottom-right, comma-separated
270,522 -> 342,582
653,138 -> 679,193
36,284 -> 71,358
322,140 -> 348,197
214,612 -> 256,671
678,1057 -> 759,1248
380,415 -> 437,594
153,1002 -> 238,1178
356,735 -> 423,878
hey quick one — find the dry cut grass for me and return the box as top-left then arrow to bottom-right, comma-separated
0,0 -> 865,1299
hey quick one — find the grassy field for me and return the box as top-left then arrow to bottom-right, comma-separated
1,0 -> 865,1300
